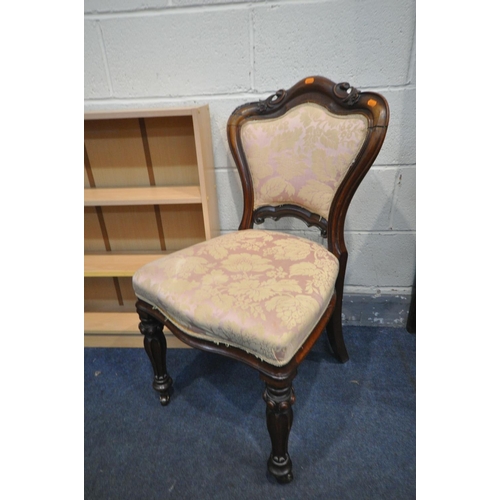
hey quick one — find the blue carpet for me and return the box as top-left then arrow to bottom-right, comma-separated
85,327 -> 415,499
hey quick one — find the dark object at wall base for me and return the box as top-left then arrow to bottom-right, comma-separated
406,278 -> 416,334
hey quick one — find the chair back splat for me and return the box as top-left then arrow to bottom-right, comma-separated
132,76 -> 389,483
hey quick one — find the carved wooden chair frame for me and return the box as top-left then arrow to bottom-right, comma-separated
135,76 -> 389,483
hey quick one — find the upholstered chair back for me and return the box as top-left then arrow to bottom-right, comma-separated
240,102 -> 368,221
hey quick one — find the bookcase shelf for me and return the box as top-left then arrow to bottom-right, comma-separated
84,186 -> 202,206
84,253 -> 169,277
84,105 -> 219,347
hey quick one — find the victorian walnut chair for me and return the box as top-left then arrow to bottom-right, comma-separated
132,76 -> 389,483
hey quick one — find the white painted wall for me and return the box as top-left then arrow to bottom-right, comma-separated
84,0 -> 416,301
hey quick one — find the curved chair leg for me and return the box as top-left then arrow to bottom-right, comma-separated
262,378 -> 296,484
327,252 -> 350,363
138,309 -> 173,406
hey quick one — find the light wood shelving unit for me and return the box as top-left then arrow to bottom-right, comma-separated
84,106 -> 219,347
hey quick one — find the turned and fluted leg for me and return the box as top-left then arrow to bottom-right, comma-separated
263,382 -> 296,484
327,251 -> 349,363
138,309 -> 173,406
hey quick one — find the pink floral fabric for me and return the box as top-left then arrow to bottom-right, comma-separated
133,229 -> 339,366
241,102 -> 368,220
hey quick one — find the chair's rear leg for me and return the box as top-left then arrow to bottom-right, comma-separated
327,252 -> 349,363
262,378 -> 296,484
138,309 -> 173,406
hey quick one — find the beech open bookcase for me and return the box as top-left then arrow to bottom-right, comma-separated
84,106 -> 219,347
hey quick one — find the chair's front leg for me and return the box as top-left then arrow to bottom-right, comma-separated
138,309 -> 173,406
263,381 -> 296,484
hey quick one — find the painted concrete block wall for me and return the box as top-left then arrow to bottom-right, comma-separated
84,0 -> 416,326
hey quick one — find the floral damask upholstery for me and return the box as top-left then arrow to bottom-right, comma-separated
133,229 -> 339,366
241,103 -> 368,220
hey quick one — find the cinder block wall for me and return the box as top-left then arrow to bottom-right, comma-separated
84,0 -> 416,326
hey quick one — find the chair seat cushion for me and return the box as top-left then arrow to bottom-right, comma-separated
132,229 -> 339,367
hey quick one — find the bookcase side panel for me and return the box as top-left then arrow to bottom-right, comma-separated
192,106 -> 220,240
